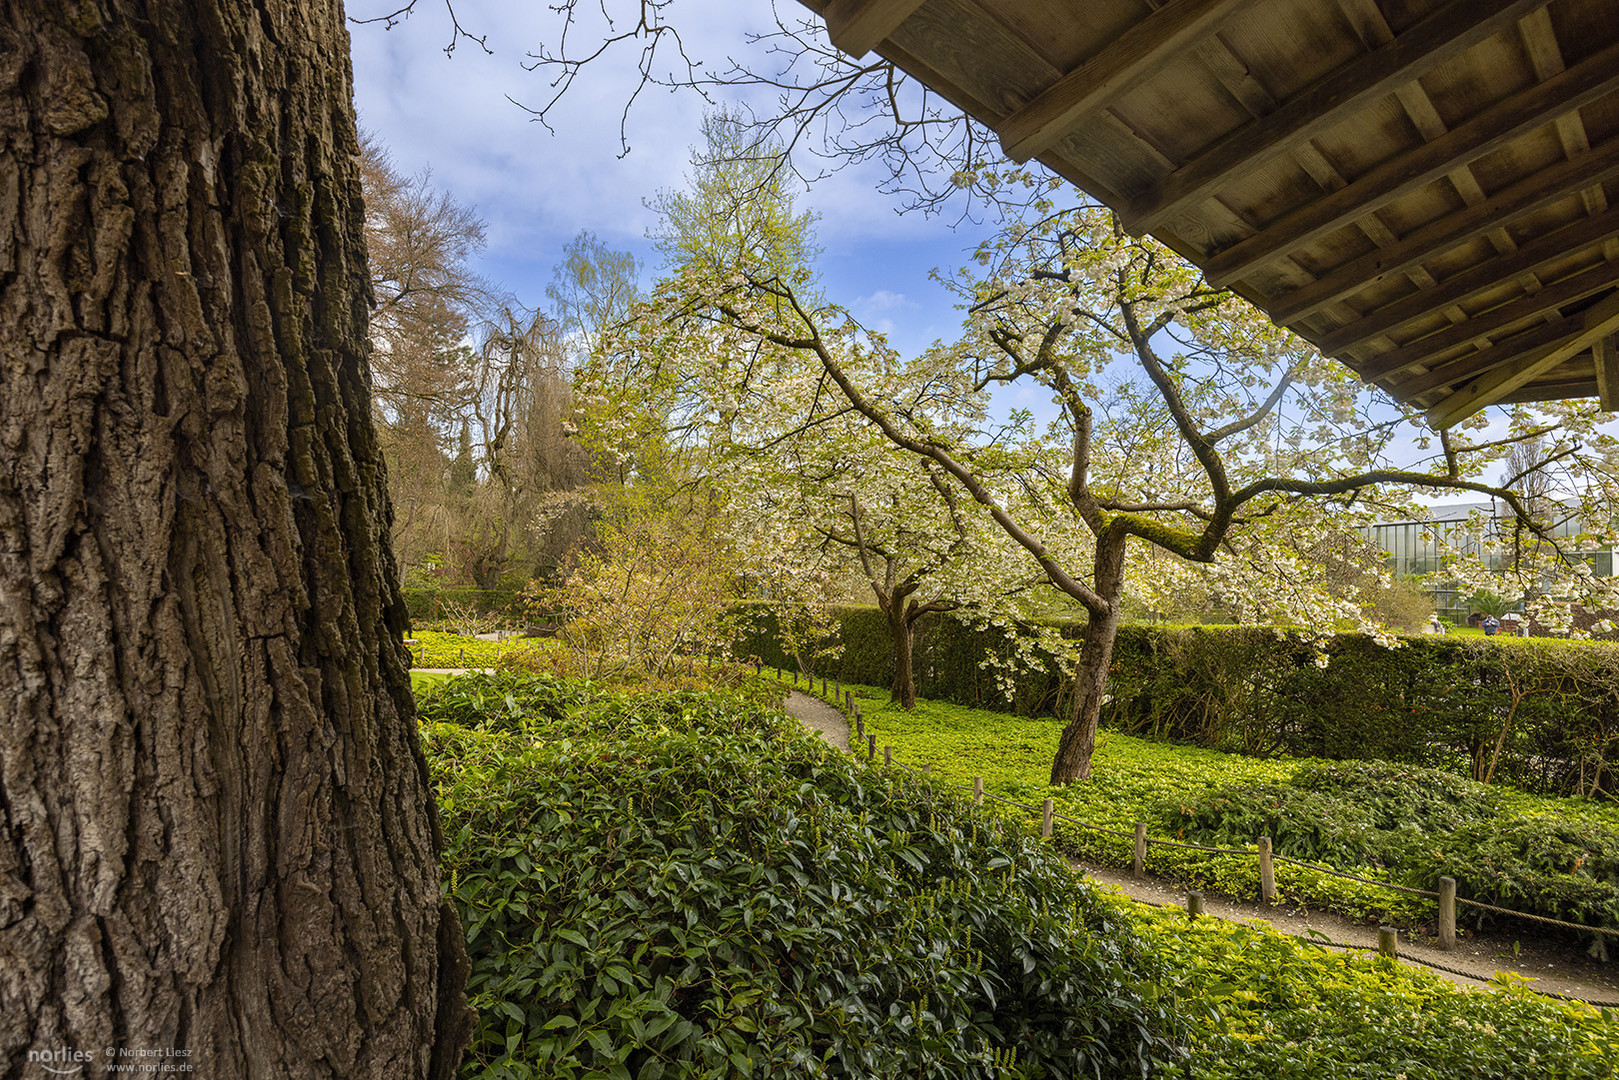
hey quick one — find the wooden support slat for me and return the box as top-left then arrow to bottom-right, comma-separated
1427,287 -> 1619,427
1318,202 -> 1619,356
1596,335 -> 1619,411
997,0 -> 1259,164
1203,38 -> 1619,288
1123,0 -> 1544,233
1356,257 -> 1619,380
1270,136 -> 1619,325
823,0 -> 928,58
1392,317 -> 1581,397
1496,375 -> 1601,405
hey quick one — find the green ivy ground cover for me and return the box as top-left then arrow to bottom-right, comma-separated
848,685 -> 1619,936
410,630 -> 542,669
422,673 -> 1618,1078
1142,910 -> 1618,1079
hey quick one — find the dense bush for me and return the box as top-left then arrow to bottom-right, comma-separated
422,677 -> 1177,1078
1157,762 -> 1503,869
737,606 -> 1619,797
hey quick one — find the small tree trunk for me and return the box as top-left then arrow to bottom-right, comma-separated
1050,530 -> 1128,785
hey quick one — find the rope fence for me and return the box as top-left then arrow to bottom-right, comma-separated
773,668 -> 1619,1007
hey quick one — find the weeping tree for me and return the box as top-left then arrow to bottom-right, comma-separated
1,1 -> 469,1073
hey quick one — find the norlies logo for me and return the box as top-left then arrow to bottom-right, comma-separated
27,1048 -> 92,1075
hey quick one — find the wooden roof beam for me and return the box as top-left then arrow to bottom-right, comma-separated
1426,288 -> 1619,427
823,0 -> 927,59
1356,257 -> 1619,380
1495,376 -> 1600,406
997,0 -> 1261,165
1317,201 -> 1619,356
1202,37 -> 1619,289
1596,335 -> 1619,411
1122,0 -> 1546,234
1268,136 -> 1619,325
1391,317 -> 1582,397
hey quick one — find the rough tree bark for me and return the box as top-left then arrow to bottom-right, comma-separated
0,1 -> 471,1075
878,586 -> 918,710
1048,527 -> 1129,785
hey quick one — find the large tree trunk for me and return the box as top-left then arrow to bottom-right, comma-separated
0,2 -> 471,1076
1050,530 -> 1129,785
885,597 -> 917,710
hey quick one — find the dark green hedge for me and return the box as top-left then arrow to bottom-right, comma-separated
401,587 -> 521,621
734,605 -> 1619,797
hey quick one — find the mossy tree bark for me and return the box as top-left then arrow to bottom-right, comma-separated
0,1 -> 471,1075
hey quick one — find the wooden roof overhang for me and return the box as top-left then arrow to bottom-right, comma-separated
799,0 -> 1619,427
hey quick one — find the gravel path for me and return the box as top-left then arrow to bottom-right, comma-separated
785,690 -> 850,751
777,690 -> 1619,1004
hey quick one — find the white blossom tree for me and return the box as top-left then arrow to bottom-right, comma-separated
663,199 -> 1593,784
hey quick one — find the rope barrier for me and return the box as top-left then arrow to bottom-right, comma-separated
1270,854 -> 1439,898
1453,895 -> 1619,937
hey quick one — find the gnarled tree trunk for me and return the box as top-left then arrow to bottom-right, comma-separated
1050,528 -> 1129,785
0,1 -> 470,1075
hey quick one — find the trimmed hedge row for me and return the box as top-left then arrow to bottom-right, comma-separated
401,587 -> 522,621
734,605 -> 1619,797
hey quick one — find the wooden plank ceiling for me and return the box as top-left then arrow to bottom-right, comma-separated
799,0 -> 1619,427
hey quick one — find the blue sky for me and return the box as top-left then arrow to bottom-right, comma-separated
343,0 -> 998,363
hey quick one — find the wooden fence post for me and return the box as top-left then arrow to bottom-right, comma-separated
1133,823 -> 1147,878
884,745 -> 893,766
1438,877 -> 1457,950
922,763 -> 932,774
1258,836 -> 1276,903
1187,891 -> 1204,919
867,734 -> 876,761
1378,926 -> 1399,966
973,777 -> 984,806
1041,798 -> 1054,839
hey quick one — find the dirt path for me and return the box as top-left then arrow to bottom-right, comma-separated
778,691 -> 1619,1004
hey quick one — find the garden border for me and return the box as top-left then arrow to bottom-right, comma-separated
772,668 -> 1619,1008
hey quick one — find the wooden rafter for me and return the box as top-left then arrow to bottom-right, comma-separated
1393,317 -> 1584,397
823,0 -> 927,59
1357,258 -> 1619,381
1317,202 -> 1619,356
997,0 -> 1260,165
1426,288 -> 1619,427
1203,37 -> 1619,288
1121,0 -> 1544,234
1267,136 -> 1619,325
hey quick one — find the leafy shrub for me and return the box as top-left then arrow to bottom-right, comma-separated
1139,908 -> 1619,1079
424,687 -> 1178,1079
1406,817 -> 1619,940
1159,760 -> 1619,943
